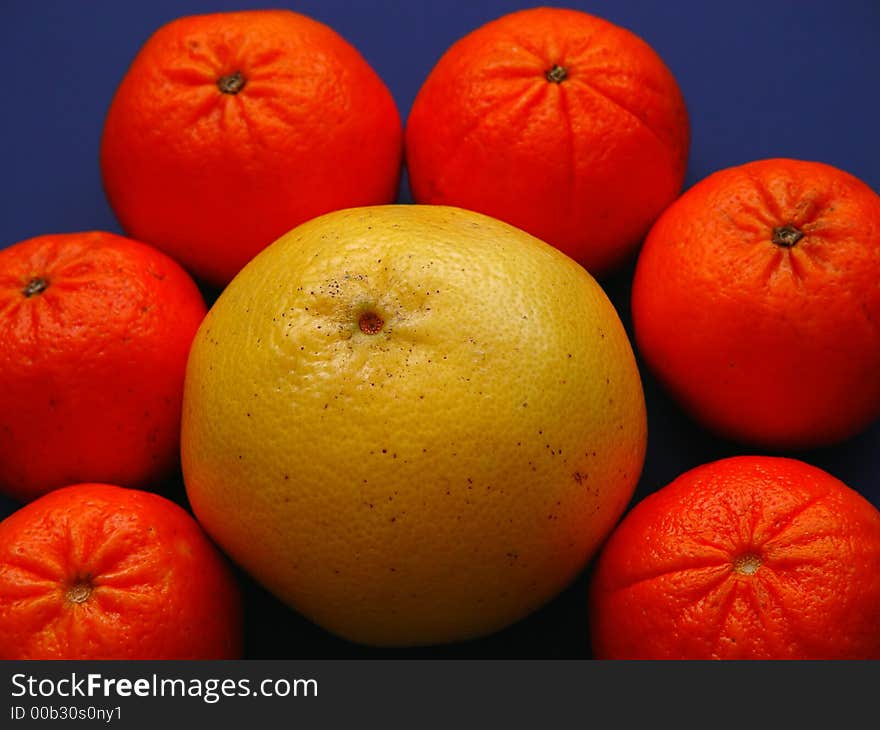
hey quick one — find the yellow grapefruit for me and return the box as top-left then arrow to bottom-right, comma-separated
181,205 -> 646,646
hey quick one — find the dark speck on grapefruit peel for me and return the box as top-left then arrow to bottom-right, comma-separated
22,277 -> 49,298
217,71 -> 246,95
359,311 -> 384,335
772,224 -> 804,248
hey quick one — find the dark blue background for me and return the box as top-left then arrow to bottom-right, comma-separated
2,1 -> 879,658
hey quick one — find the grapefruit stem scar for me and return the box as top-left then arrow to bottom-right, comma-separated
22,277 -> 48,297
217,71 -> 246,95
358,310 -> 384,335
771,224 -> 804,247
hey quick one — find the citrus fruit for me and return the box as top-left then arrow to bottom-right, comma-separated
632,158 -> 880,449
0,232 -> 206,503
589,456 -> 880,660
0,483 -> 241,659
100,9 -> 403,287
181,204 -> 646,646
405,7 -> 689,276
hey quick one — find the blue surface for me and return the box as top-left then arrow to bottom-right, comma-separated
2,1 -> 879,658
